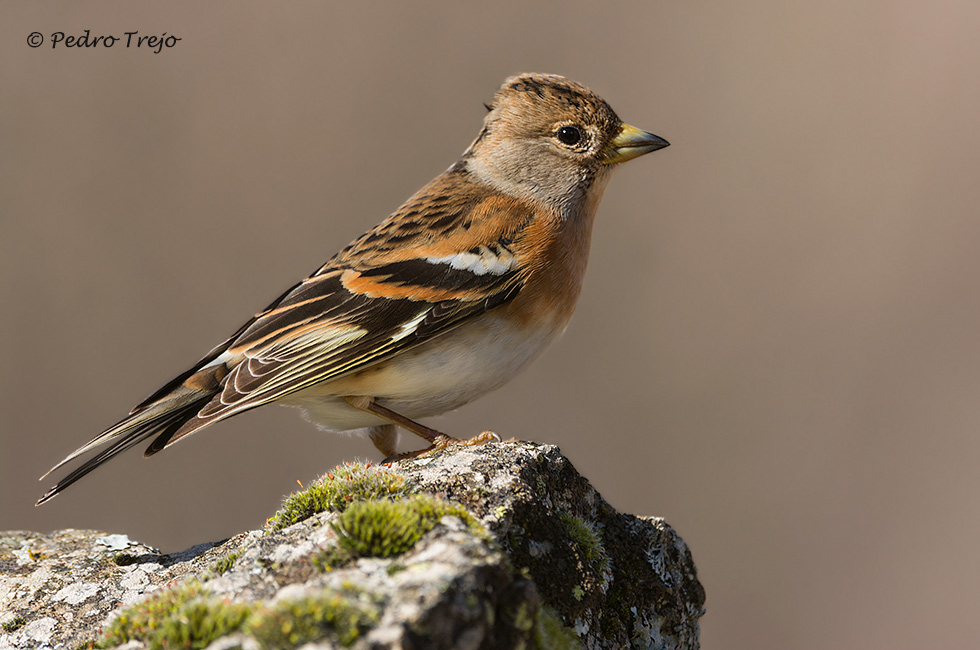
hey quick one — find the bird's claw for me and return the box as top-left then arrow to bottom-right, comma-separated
382,430 -> 500,464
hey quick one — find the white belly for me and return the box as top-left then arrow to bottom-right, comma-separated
277,313 -> 564,432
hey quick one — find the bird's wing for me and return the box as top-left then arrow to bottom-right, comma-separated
184,185 -> 537,425
45,182 -> 537,469
196,256 -> 524,421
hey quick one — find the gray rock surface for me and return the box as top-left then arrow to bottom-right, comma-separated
0,441 -> 704,649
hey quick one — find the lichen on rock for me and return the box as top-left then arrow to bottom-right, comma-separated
0,441 -> 703,649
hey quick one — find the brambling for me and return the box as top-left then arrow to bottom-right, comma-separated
37,73 -> 668,505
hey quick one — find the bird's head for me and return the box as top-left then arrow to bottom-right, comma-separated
463,73 -> 669,211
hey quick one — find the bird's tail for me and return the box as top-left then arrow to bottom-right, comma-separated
35,389 -> 213,506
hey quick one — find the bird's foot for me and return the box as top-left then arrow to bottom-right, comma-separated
383,430 -> 499,463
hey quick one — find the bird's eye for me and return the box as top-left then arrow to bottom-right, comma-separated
556,125 -> 583,146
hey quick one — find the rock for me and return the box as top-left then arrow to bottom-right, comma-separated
0,441 -> 704,649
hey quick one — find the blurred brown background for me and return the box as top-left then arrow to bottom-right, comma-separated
3,1 -> 980,648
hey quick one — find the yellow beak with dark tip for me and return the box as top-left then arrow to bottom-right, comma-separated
603,123 -> 670,165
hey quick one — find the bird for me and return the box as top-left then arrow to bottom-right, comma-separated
36,72 -> 669,506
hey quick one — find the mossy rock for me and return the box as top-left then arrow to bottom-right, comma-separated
96,582 -> 250,650
95,581 -> 380,649
333,495 -> 483,559
267,462 -> 409,531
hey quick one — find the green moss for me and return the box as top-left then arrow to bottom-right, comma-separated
560,513 -> 610,579
211,551 -> 241,576
2,616 -> 25,632
333,495 -> 481,559
112,552 -> 139,567
96,582 -> 251,650
533,605 -> 583,650
96,581 -> 381,649
509,600 -> 535,635
385,561 -> 408,576
312,545 -> 354,573
246,591 -> 379,648
267,463 -> 409,531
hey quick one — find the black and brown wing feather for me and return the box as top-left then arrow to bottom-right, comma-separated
37,172 -> 535,505
192,260 -> 524,425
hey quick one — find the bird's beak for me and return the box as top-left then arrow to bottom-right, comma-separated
603,123 -> 670,165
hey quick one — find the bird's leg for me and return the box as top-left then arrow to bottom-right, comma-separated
344,396 -> 498,461
366,424 -> 399,458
